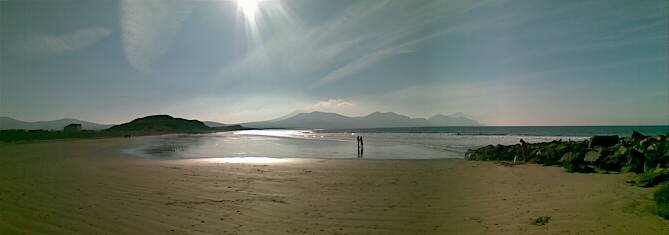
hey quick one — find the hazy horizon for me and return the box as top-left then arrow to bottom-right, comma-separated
1,0 -> 668,126
3,111 -> 669,127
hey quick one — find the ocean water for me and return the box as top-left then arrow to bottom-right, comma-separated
125,126 -> 667,160
323,125 -> 669,137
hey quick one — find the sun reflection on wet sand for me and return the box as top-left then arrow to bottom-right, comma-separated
201,157 -> 296,164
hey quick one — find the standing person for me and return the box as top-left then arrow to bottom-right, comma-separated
519,139 -> 528,161
357,136 -> 361,157
360,136 -> 364,157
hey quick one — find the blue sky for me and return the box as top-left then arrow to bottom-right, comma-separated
1,0 -> 667,125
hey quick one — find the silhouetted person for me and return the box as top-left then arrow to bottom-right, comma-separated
519,139 -> 528,161
356,136 -> 361,157
360,136 -> 364,157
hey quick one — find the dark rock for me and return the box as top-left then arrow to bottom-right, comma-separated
560,152 -> 576,163
640,138 -> 657,150
599,145 -> 626,171
632,131 -> 647,141
560,151 -> 593,173
534,149 -> 559,166
624,149 -> 646,173
466,132 -> 668,175
645,143 -> 663,169
584,150 -> 601,163
531,216 -> 551,225
590,135 -> 619,148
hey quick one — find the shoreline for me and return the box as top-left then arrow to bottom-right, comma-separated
1,138 -> 667,234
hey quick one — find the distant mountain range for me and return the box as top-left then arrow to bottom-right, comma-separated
0,116 -> 112,130
243,111 -> 481,129
428,112 -> 481,126
1,111 -> 480,131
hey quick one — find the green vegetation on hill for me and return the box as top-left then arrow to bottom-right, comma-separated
105,115 -> 211,134
0,115 -> 247,142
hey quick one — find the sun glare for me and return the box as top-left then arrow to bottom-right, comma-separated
236,0 -> 262,20
229,0 -> 289,47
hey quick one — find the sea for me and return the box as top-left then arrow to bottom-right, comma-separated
125,126 -> 668,160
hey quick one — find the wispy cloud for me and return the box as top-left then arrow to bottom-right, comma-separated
311,99 -> 354,109
305,98 -> 365,116
12,27 -> 111,58
312,31 -> 444,87
119,0 -> 194,73
218,0 -> 495,87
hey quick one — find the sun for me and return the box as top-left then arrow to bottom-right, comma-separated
236,0 -> 262,20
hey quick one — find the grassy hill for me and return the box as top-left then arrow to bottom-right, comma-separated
1,115 -> 247,142
105,115 -> 212,134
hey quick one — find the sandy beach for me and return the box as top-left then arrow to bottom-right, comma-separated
0,138 -> 667,234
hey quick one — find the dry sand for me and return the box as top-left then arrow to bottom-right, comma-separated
0,138 -> 667,234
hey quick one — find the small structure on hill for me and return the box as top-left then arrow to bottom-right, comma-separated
64,123 -> 82,132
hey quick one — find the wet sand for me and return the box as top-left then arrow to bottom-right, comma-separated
0,138 -> 666,234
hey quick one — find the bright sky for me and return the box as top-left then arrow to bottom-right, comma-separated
1,0 -> 667,125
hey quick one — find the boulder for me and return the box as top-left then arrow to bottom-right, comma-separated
647,143 -> 662,157
560,152 -> 576,163
615,145 -> 628,156
590,135 -> 619,148
644,143 -> 663,170
560,151 -> 593,173
631,131 -> 647,141
535,148 -> 560,166
556,144 -> 569,153
640,138 -> 658,150
584,150 -> 601,163
465,132 -> 668,175
624,149 -> 646,173
597,145 -> 627,171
